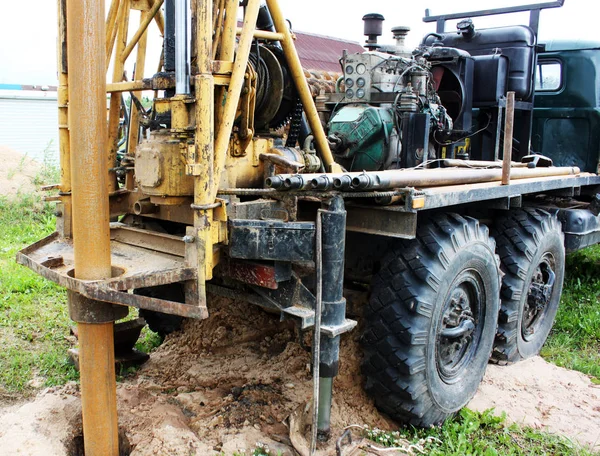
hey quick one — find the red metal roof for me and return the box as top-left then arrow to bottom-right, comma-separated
294,31 -> 364,72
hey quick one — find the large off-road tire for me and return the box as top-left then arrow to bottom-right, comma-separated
362,214 -> 501,426
491,208 -> 565,364
135,284 -> 185,337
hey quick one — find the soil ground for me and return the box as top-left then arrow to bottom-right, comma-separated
0,146 -> 39,198
1,295 -> 599,455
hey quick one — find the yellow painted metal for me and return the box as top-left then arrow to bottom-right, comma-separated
106,0 -> 126,69
154,8 -> 165,35
135,132 -> 195,196
57,0 -> 72,238
218,0 -> 237,61
121,0 -> 164,63
212,60 -> 233,74
107,0 -> 131,193
105,0 -> 121,61
170,95 -> 193,132
131,0 -> 151,9
154,98 -> 171,114
412,196 -> 426,209
212,0 -> 225,59
235,27 -> 284,41
215,0 -> 238,126
107,80 -> 146,92
193,0 -> 216,291
66,0 -> 118,454
265,0 -> 342,173
219,137 -> 270,188
212,0 -> 261,202
56,76 -> 70,194
126,8 -> 151,190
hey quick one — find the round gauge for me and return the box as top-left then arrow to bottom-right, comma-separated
345,78 -> 354,88
356,88 -> 366,98
346,89 -> 355,98
356,63 -> 366,75
345,65 -> 354,75
357,77 -> 366,88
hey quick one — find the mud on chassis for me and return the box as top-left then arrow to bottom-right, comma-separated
15,0 -> 600,453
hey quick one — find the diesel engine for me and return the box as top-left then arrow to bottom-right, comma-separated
327,14 -> 480,172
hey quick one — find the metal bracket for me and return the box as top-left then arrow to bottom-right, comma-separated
321,319 -> 358,338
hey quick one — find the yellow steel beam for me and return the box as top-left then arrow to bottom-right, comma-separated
154,9 -> 165,35
106,0 -> 124,68
121,0 -> 164,62
106,80 -> 147,92
107,0 -> 131,193
191,0 -> 215,308
219,0 -> 238,61
126,8 -> 151,190
215,0 -> 238,126
57,0 -> 72,238
235,27 -> 284,41
212,0 -> 226,58
212,0 -> 261,201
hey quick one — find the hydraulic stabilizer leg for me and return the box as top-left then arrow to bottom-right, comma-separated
317,196 -> 347,439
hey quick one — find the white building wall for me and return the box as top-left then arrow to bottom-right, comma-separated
0,94 -> 59,164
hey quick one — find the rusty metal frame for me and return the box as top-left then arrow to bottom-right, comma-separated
16,232 -> 206,318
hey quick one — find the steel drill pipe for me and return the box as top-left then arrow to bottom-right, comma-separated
311,175 -> 335,191
347,166 -> 581,190
266,166 -> 581,191
333,175 -> 353,190
66,0 -> 118,454
442,159 -> 527,168
175,0 -> 189,94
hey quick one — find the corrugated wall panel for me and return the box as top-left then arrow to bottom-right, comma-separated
0,98 -> 59,164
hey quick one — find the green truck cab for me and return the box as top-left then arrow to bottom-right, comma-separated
533,41 -> 600,173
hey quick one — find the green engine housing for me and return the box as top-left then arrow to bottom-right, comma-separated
328,105 -> 395,171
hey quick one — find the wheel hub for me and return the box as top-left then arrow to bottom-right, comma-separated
437,276 -> 482,382
523,256 -> 556,339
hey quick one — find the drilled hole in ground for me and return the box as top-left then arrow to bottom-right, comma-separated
65,426 -> 131,456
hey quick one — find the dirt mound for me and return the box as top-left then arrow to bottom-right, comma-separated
0,146 -> 39,198
119,295 -> 392,455
469,357 -> 600,449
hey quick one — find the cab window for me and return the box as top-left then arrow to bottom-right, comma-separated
535,61 -> 562,91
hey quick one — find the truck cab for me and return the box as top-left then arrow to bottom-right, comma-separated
532,41 -> 600,173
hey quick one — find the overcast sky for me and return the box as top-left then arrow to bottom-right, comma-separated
1,0 -> 597,86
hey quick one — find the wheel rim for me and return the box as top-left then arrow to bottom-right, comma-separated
522,253 -> 556,341
436,270 -> 484,383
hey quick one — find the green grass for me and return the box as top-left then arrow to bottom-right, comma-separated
363,408 -> 595,455
541,244 -> 600,381
0,194 -> 77,394
32,140 -> 60,187
135,325 -> 163,353
0,195 -> 165,395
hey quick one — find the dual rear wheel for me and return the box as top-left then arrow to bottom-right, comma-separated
362,209 -> 564,426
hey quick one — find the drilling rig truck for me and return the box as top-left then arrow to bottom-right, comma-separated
17,0 -> 600,452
